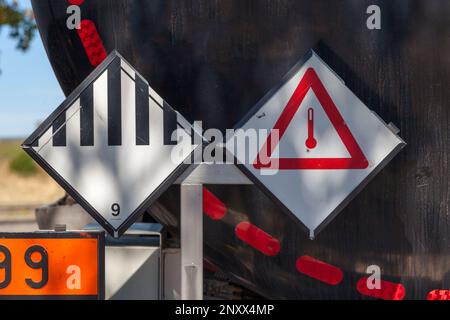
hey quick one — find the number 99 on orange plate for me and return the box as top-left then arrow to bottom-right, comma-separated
0,232 -> 104,300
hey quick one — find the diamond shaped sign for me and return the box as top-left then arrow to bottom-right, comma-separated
227,50 -> 406,238
23,51 -> 201,237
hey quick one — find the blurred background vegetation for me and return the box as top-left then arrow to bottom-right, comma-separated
0,0 -> 36,52
0,139 -> 36,176
1,0 -> 37,176
0,1 -> 64,219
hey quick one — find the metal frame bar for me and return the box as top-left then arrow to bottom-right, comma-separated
176,163 -> 252,300
180,184 -> 203,300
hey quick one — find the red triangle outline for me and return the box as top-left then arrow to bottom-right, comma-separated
254,67 -> 369,170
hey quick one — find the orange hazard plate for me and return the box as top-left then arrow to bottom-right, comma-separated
0,232 -> 104,300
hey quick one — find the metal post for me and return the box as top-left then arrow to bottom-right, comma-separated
174,163 -> 252,300
180,183 -> 203,300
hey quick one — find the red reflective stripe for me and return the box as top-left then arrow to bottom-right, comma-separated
295,256 -> 343,285
235,222 -> 280,257
356,277 -> 405,300
76,20 -> 107,67
68,0 -> 85,5
427,290 -> 450,300
203,188 -> 227,220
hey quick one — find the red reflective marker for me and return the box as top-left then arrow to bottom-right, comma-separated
295,256 -> 343,285
203,188 -> 227,220
356,277 -> 405,300
235,222 -> 280,257
427,289 -> 450,300
68,0 -> 85,5
77,20 -> 107,67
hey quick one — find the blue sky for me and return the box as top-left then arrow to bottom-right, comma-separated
0,0 -> 64,139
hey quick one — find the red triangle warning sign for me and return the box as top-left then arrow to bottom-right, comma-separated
254,67 -> 369,170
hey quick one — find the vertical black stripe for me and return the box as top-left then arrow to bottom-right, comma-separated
163,103 -> 178,145
108,58 -> 122,146
52,113 -> 66,146
135,76 -> 149,145
80,85 -> 94,146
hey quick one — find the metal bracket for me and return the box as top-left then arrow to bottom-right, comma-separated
175,163 -> 252,300
54,224 -> 67,232
175,162 -> 253,185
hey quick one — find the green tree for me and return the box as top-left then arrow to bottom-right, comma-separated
0,0 -> 36,51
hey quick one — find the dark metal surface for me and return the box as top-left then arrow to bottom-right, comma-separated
31,0 -> 450,299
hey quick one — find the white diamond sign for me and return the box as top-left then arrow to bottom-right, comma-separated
227,50 -> 406,238
23,51 -> 201,237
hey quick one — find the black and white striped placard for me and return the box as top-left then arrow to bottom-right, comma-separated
23,51 -> 201,237
32,56 -> 182,149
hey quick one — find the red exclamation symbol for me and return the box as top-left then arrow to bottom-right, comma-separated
305,108 -> 317,149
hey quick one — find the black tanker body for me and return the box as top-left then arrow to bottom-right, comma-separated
31,0 -> 450,299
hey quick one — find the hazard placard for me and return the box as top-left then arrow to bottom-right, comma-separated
227,50 -> 406,238
0,232 -> 104,300
22,51 -> 202,237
